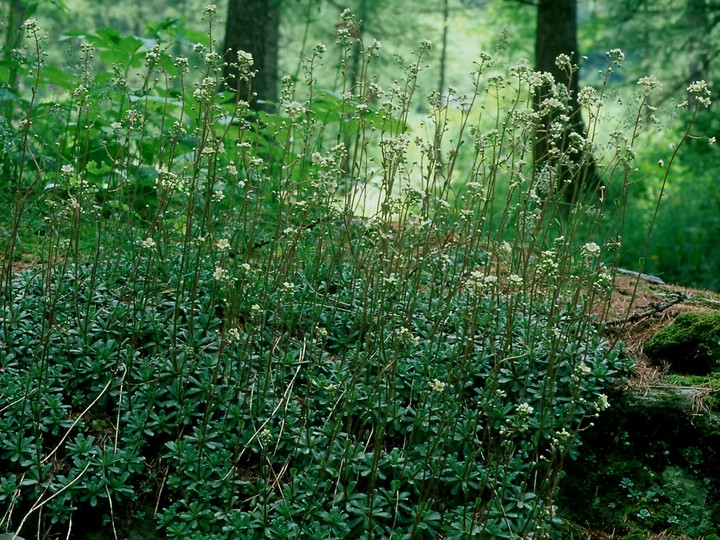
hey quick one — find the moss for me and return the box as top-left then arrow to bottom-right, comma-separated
664,374 -> 720,387
644,311 -> 720,375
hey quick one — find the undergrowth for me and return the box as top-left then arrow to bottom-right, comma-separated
0,7 -> 711,539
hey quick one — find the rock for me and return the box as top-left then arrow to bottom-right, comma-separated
558,385 -> 720,536
616,267 -> 666,285
644,310 -> 720,375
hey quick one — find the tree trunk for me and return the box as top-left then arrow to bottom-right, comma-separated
223,0 -> 280,110
686,0 -> 710,83
534,0 -> 601,208
3,0 -> 26,52
434,0 -> 450,165
3,0 -> 27,122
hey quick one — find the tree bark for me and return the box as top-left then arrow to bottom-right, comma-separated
3,0 -> 27,122
223,0 -> 280,110
534,0 -> 601,208
3,0 -> 26,52
686,0 -> 710,83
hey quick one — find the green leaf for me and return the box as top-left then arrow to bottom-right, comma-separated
175,27 -> 211,47
86,160 -> 112,176
39,64 -> 79,90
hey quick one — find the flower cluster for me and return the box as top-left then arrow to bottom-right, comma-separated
236,50 -> 254,80
225,327 -> 241,344
581,242 -> 601,258
156,167 -> 185,192
606,48 -> 625,68
144,45 -> 162,68
23,18 -> 40,34
516,403 -> 534,417
380,133 -> 411,163
577,86 -> 600,108
141,237 -> 156,249
394,326 -> 419,347
284,101 -> 306,120
217,238 -> 231,252
554,53 -> 572,72
213,266 -> 227,281
595,394 -> 610,412
467,271 -> 498,293
687,80 -> 712,108
637,75 -> 661,95
193,77 -> 217,104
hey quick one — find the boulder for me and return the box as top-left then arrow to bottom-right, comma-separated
643,310 -> 720,375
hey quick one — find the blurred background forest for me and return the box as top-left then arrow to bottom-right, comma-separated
3,0 -> 719,289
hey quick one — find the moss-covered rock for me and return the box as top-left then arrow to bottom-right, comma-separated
558,387 -> 720,537
644,311 -> 720,375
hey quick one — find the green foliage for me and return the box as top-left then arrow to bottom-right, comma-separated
1,253 -> 630,538
0,10 -> 711,539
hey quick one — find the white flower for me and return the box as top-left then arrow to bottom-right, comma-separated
581,242 -> 601,257
383,273 -> 397,284
285,101 -> 305,120
141,237 -> 156,249
395,326 -> 419,347
554,53 -> 572,71
606,48 -> 625,66
516,403 -> 534,417
468,271 -> 498,292
260,428 -> 271,443
23,18 -> 40,33
596,394 -> 610,411
687,80 -> 712,107
508,274 -> 523,287
637,75 -> 661,95
555,428 -> 572,443
73,84 -> 90,100
577,86 -> 598,107
174,56 -> 189,70
217,238 -> 230,252
315,327 -> 328,339
237,50 -> 253,66
213,266 -> 226,281
429,379 -> 446,393
60,164 -> 74,176
144,45 -> 161,67
124,109 -> 141,124
226,328 -> 241,343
